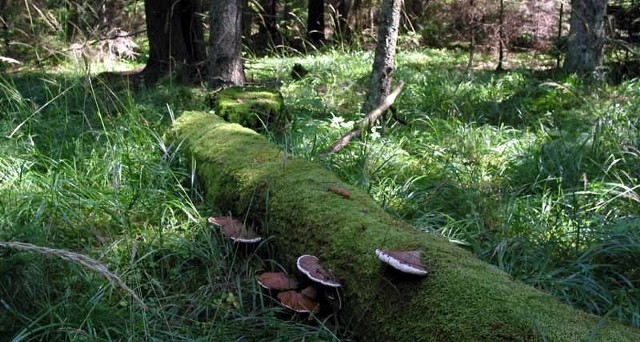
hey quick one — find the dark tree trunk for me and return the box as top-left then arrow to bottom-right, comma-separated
466,0 -> 477,70
361,0 -> 403,115
351,0 -> 362,33
259,0 -> 281,45
140,0 -> 206,85
65,1 -> 80,41
564,0 -> 607,73
209,0 -> 246,87
334,0 -> 351,40
307,0 -> 325,43
496,0 -> 505,71
556,3 -> 564,68
0,0 -> 8,53
242,0 -> 253,41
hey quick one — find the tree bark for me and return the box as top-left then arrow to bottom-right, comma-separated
307,0 -> 325,43
172,110 -> 640,342
563,0 -> 607,73
261,0 -> 279,44
140,0 -> 206,85
361,0 -> 403,115
334,0 -> 352,40
496,0 -> 505,72
209,0 -> 246,87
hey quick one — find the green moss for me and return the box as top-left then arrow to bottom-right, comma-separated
213,86 -> 288,132
172,111 -> 640,341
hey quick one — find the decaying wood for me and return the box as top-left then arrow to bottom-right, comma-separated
172,111 -> 640,341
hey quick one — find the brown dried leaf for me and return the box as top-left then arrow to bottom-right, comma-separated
328,186 -> 351,199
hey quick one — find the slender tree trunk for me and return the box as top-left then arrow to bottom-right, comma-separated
242,0 -> 253,41
334,0 -> 352,40
556,3 -> 564,68
496,0 -> 505,71
307,0 -> 325,43
361,0 -> 403,115
259,0 -> 280,45
209,0 -> 246,87
351,0 -> 362,33
0,0 -> 8,53
65,1 -> 80,41
466,0 -> 476,70
141,0 -> 206,84
563,0 -> 607,73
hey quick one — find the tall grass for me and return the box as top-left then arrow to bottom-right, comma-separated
3,46 -> 639,339
0,70 -> 339,340
251,49 -> 640,327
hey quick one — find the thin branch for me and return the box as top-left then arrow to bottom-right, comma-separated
324,81 -> 405,156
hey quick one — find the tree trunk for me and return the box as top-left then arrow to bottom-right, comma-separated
172,110 -> 640,341
141,0 -> 206,84
496,0 -> 505,72
209,0 -> 246,87
0,0 -> 8,53
258,0 -> 281,46
334,0 -> 352,40
307,0 -> 325,43
361,0 -> 403,115
351,0 -> 362,33
556,3 -> 564,68
563,0 -> 607,73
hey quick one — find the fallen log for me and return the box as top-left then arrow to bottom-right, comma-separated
172,110 -> 639,341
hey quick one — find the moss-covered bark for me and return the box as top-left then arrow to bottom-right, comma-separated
172,111 -> 640,341
212,86 -> 287,132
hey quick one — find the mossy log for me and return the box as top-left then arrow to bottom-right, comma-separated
172,110 -> 640,341
212,86 -> 288,132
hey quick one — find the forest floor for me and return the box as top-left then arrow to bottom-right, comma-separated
1,48 -> 638,340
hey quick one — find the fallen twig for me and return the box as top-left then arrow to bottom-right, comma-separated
323,81 -> 405,156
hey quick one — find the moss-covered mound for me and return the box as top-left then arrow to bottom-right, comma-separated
172,110 -> 640,341
212,86 -> 288,132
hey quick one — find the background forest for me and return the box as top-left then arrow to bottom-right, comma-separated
1,0 -> 640,340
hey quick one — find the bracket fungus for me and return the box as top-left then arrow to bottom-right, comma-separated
208,216 -> 262,243
257,272 -> 298,291
375,249 -> 428,276
277,290 -> 319,313
300,285 -> 318,300
296,255 -> 341,287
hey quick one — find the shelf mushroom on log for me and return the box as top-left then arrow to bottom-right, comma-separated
296,255 -> 341,288
375,249 -> 429,276
277,290 -> 319,313
208,216 -> 262,243
172,111 -> 640,341
257,272 -> 298,291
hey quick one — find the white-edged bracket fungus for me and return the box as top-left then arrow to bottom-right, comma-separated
257,272 -> 298,291
208,216 -> 262,243
375,249 -> 428,276
296,255 -> 341,287
300,285 -> 318,299
277,290 -> 319,313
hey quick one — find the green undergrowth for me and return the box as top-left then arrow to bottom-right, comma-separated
0,70 -> 339,340
2,46 -> 640,339
248,49 -> 640,327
